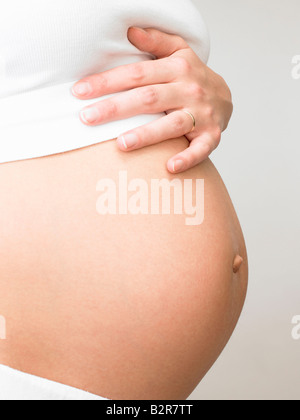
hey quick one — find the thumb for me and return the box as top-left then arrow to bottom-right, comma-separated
127,27 -> 189,59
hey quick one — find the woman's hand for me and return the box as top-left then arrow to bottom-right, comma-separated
72,27 -> 233,173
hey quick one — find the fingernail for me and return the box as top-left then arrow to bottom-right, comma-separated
72,82 -> 92,96
172,160 -> 184,172
80,107 -> 100,124
120,134 -> 138,149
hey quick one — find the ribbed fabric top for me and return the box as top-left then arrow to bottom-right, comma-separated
0,0 -> 210,163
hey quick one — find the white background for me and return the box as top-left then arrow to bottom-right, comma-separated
189,0 -> 300,400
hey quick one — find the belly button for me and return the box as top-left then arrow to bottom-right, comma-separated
233,255 -> 244,274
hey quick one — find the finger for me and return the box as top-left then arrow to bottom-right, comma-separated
167,132 -> 218,173
72,57 -> 178,99
116,110 -> 196,151
79,83 -> 185,126
128,27 -> 189,59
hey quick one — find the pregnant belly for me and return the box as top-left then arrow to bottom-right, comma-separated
0,136 -> 248,400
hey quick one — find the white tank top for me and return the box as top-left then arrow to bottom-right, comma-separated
0,364 -> 108,400
0,0 -> 210,163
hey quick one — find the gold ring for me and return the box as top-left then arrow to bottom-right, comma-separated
183,110 -> 196,133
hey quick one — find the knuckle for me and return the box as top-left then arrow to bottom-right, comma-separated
105,101 -> 118,119
213,127 -> 222,145
95,75 -> 108,91
197,141 -> 212,162
131,63 -> 145,83
203,105 -> 214,119
170,56 -> 192,75
188,82 -> 205,99
172,113 -> 186,131
140,86 -> 158,106
205,105 -> 215,119
202,142 -> 212,156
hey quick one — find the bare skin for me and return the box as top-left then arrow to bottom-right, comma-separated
0,136 -> 247,400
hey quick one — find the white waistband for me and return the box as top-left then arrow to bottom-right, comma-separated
0,81 -> 164,164
0,364 -> 108,400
